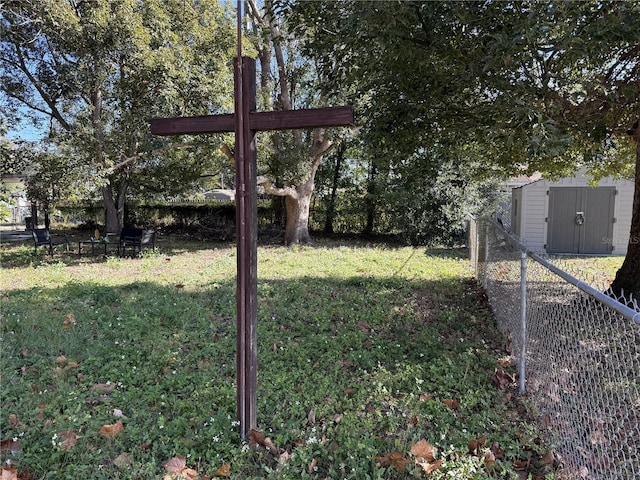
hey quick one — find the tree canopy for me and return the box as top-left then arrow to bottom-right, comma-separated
280,0 -> 640,298
1,0 -> 237,232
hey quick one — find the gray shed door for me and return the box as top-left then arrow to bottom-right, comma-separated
547,187 -> 615,254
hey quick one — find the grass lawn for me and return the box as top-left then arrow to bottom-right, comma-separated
1,237 -> 556,479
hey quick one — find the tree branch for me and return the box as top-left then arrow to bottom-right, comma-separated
104,140 -> 201,175
257,175 -> 297,198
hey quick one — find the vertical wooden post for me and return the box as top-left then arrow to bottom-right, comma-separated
234,53 -> 258,439
149,1 -> 352,442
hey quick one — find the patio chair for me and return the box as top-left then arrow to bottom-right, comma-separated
119,227 -> 155,257
32,228 -> 69,256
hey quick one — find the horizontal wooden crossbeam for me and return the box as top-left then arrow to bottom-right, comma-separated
150,106 -> 354,136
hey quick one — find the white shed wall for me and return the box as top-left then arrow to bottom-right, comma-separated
511,171 -> 634,255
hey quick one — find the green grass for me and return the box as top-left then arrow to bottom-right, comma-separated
1,238 -> 556,479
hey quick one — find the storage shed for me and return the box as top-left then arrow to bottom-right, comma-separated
510,170 -> 634,255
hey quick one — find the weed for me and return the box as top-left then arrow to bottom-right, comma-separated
0,239 -> 561,478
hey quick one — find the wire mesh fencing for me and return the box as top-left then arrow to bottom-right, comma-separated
470,216 -> 640,480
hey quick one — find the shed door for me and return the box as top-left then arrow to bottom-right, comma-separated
547,187 -> 615,254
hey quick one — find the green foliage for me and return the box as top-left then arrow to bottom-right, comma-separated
387,159 -> 503,246
1,0 -> 237,230
288,0 -> 639,176
0,240 -> 557,479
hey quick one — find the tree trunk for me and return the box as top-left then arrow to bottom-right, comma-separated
30,202 -> 38,229
324,141 -> 345,234
284,181 -> 314,245
102,179 -> 127,234
363,161 -> 377,235
610,119 -> 640,305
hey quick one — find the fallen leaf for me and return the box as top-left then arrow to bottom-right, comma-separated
113,452 -> 131,469
419,393 -> 433,401
0,438 -> 22,456
62,312 -> 76,329
0,466 -> 17,480
469,434 -> 487,455
357,321 -> 371,332
415,458 -> 442,474
164,455 -> 186,474
542,450 -> 555,465
513,459 -> 529,471
55,355 -> 67,365
497,356 -> 513,367
410,439 -> 437,462
440,398 -> 460,410
57,430 -> 78,451
213,463 -> 231,477
278,450 -> 291,466
164,464 -> 199,480
307,458 -> 317,475
248,429 -> 278,453
175,284 -> 184,289
375,452 -> 410,472
307,409 -> 316,424
490,442 -> 505,459
492,369 -> 513,390
483,450 -> 496,469
99,421 -> 124,439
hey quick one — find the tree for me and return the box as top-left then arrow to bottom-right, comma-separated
246,0 -> 348,245
1,0 -> 235,233
284,0 -> 640,300
24,148 -> 78,229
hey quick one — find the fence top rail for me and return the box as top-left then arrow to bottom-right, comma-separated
485,217 -> 640,324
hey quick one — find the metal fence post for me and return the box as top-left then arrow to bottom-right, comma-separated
482,222 -> 489,289
519,251 -> 527,393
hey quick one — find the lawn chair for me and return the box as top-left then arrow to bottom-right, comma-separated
32,228 -> 69,256
119,227 -> 155,257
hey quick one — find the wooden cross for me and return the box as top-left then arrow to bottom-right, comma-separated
149,2 -> 354,440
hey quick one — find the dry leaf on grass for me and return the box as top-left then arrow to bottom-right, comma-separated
0,438 -> 22,456
375,452 -> 410,472
440,398 -> 460,410
62,312 -> 76,329
483,450 -> 496,469
492,369 -> 514,390
468,435 -> 487,455
164,455 -> 199,480
410,439 -> 436,462
99,421 -> 124,439
212,463 -> 230,477
113,452 -> 131,469
248,429 -> 278,453
0,466 -> 17,480
416,458 -> 443,474
410,439 -> 442,475
357,321 -> 371,332
542,450 -> 555,465
57,430 -> 78,451
307,458 -> 317,475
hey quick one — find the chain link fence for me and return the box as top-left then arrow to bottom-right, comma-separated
469,216 -> 640,480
